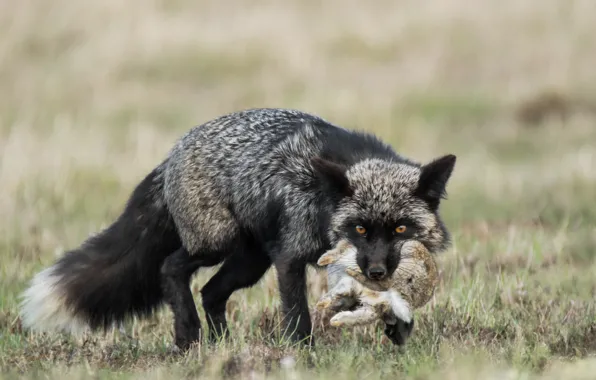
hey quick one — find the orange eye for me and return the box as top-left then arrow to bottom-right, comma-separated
395,225 -> 407,234
355,225 -> 367,235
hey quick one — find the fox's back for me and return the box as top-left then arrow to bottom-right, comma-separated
166,108 -> 329,187
167,108 -> 401,187
162,108 -> 403,253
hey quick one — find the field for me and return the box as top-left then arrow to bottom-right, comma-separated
1,0 -> 596,378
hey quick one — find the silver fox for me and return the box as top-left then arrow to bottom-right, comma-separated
19,108 -> 456,350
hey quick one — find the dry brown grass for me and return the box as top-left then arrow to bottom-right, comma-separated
1,0 -> 596,379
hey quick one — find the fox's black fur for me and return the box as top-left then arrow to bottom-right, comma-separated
20,108 -> 456,350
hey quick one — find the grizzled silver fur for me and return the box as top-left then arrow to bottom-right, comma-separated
331,159 -> 447,253
164,109 -> 335,256
164,109 -> 449,257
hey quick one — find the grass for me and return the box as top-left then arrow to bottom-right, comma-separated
1,0 -> 596,378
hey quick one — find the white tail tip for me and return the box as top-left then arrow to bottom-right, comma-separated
19,265 -> 90,335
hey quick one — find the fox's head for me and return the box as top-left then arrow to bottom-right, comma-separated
312,154 -> 456,283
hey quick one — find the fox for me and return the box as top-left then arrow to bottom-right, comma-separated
315,239 -> 439,341
19,108 -> 456,351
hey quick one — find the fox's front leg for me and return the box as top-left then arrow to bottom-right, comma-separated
275,256 -> 315,346
316,276 -> 358,312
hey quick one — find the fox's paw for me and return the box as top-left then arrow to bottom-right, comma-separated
384,317 -> 414,346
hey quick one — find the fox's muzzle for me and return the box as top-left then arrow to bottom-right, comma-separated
367,265 -> 387,280
357,240 -> 401,282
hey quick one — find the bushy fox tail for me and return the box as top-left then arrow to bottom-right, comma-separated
19,162 -> 181,334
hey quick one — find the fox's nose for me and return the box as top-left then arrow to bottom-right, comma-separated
367,266 -> 387,280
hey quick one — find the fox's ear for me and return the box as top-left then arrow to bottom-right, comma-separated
311,156 -> 354,197
415,154 -> 456,210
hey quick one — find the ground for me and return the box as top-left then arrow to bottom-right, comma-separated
1,0 -> 596,379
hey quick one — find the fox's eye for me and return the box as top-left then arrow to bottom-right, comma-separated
355,225 -> 367,235
395,225 -> 407,234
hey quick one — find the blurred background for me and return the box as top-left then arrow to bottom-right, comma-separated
1,0 -> 595,378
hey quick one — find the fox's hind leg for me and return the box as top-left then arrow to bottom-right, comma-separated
200,240 -> 272,343
160,247 -> 221,351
